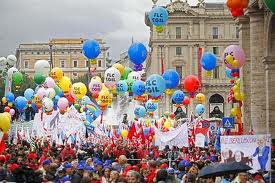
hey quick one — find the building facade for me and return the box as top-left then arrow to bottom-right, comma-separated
16,38 -> 109,79
145,0 -> 239,118
237,0 -> 275,137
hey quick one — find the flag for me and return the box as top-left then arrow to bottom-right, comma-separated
0,138 -> 6,154
128,123 -> 136,140
140,125 -> 145,144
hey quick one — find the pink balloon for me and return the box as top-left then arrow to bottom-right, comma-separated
57,97 -> 69,110
222,45 -> 245,69
44,77 -> 55,88
9,108 -> 15,116
89,80 -> 102,95
37,87 -> 46,100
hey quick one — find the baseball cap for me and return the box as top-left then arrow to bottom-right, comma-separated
43,160 -> 51,166
167,167 -> 175,174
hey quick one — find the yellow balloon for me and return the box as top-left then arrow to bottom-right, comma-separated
196,93 -> 206,104
0,113 -> 11,132
1,97 -> 7,105
233,85 -> 240,93
58,76 -> 72,96
50,67 -> 63,81
90,59 -> 97,65
155,26 -> 164,33
235,79 -> 241,86
121,129 -> 128,138
72,82 -> 87,99
8,103 -> 13,107
98,90 -> 112,107
164,121 -> 171,129
231,108 -> 237,117
165,89 -> 174,95
234,92 -> 241,101
3,112 -> 11,121
112,63 -> 125,75
240,93 -> 245,101
232,60 -> 239,68
91,76 -> 102,83
226,55 -> 234,64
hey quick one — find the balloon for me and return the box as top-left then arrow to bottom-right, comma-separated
121,130 -> 128,138
98,90 -> 112,107
42,97 -> 54,113
1,97 -> 7,105
132,80 -> 146,96
146,74 -> 166,97
128,43 -> 148,65
156,26 -> 164,33
12,72 -> 23,85
230,8 -> 244,17
4,112 -> 11,121
223,45 -> 245,69
201,52 -> 217,71
58,76 -> 72,96
195,93 -> 206,104
104,67 -> 121,88
6,55 -> 17,65
112,63 -> 125,75
162,69 -> 180,89
121,67 -> 133,80
50,67 -> 63,81
33,73 -> 46,85
182,96 -> 190,106
4,106 -> 10,113
126,78 -> 134,92
82,39 -> 101,59
164,121 -> 171,129
184,75 -> 200,93
263,0 -> 275,13
9,109 -> 15,116
225,68 -> 233,79
116,80 -> 128,94
149,6 -> 169,26
172,90 -> 185,104
134,105 -> 146,118
89,79 -> 102,96
14,96 -> 27,111
5,92 -> 15,103
37,87 -> 46,100
34,60 -> 50,75
231,108 -> 237,117
24,88 -> 35,101
145,100 -> 158,112
195,104 -> 205,115
72,82 -> 87,99
7,67 -> 18,79
45,88 -> 56,99
128,71 -> 141,81
44,77 -> 56,88
0,113 -> 11,132
57,97 -> 69,110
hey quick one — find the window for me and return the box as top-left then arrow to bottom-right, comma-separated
60,60 -> 65,68
176,66 -> 182,79
73,60 -> 78,67
213,27 -> 219,39
213,47 -> 219,55
37,52 -> 40,55
176,27 -> 182,39
176,47 -> 182,55
97,60 -> 102,67
73,72 -> 78,77
86,60 -> 89,67
213,66 -> 219,79
236,26 -> 240,39
24,60 -> 29,69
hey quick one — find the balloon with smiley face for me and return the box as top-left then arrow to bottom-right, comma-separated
195,104 -> 205,115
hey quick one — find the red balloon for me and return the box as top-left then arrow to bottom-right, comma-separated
66,94 -> 75,104
231,8 -> 244,17
4,106 -> 10,113
184,75 -> 201,93
169,113 -> 175,119
182,96 -> 190,106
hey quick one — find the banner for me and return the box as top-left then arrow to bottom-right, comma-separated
221,134 -> 271,172
155,123 -> 189,149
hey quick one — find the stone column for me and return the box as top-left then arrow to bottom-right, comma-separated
199,20 -> 205,39
189,21 -> 193,39
249,10 -> 266,134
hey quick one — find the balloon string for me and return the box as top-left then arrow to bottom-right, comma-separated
100,112 -> 104,124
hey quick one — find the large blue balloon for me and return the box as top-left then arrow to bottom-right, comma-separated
195,104 -> 205,115
225,68 -> 233,79
149,6 -> 169,26
132,80 -> 146,96
128,43 -> 147,65
146,74 -> 166,97
116,80 -> 128,94
201,52 -> 217,71
134,105 -> 146,118
14,96 -> 27,111
145,100 -> 158,112
162,69 -> 180,89
5,92 -> 15,103
172,90 -> 185,104
82,39 -> 101,59
24,88 -> 35,101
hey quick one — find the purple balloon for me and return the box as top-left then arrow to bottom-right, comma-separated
222,45 -> 245,69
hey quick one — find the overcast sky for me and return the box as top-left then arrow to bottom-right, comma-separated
0,0 -> 223,59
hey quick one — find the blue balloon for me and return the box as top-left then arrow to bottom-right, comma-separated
128,43 -> 147,65
116,80 -> 128,94
134,105 -> 146,118
132,80 -> 146,96
31,102 -> 38,112
149,6 -> 169,26
201,52 -> 217,71
225,68 -> 233,79
24,88 -> 35,101
172,90 -> 185,104
14,96 -> 27,111
195,104 -> 205,115
82,39 -> 101,59
145,100 -> 158,112
146,74 -> 166,97
162,69 -> 180,89
143,128 -> 149,136
5,92 -> 15,103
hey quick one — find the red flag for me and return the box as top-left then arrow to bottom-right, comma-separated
0,139 -> 5,154
128,123 -> 136,140
140,125 -> 145,145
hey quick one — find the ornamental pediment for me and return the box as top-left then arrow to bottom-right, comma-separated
166,1 -> 198,16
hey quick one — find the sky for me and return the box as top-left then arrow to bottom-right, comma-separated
0,0 -> 223,60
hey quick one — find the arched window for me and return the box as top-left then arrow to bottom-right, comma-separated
209,94 -> 224,118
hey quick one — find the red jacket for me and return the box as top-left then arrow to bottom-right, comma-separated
147,168 -> 157,183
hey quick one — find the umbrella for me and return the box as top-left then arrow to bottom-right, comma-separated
198,162 -> 252,178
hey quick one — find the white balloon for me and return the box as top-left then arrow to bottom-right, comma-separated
104,67 -> 121,88
42,97 -> 54,113
7,67 -> 19,79
7,55 -> 17,66
34,60 -> 50,76
128,71 -> 141,81
45,88 -> 56,99
0,57 -> 7,67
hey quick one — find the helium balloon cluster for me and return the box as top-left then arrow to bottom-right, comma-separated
226,0 -> 248,17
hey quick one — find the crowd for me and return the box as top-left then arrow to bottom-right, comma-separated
0,137 -> 274,183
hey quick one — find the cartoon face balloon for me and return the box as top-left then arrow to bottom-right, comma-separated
222,45 -> 245,69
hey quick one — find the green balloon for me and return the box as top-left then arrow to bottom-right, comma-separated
12,72 -> 23,85
33,73 -> 46,85
263,0 -> 275,13
74,103 -> 81,110
121,67 -> 133,80
126,78 -> 134,92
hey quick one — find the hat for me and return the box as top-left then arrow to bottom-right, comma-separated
94,160 -> 103,166
28,152 -> 37,159
64,163 -> 72,169
77,163 -> 85,170
179,160 -> 187,166
9,163 -> 19,172
185,161 -> 192,168
85,166 -> 94,172
43,160 -> 51,166
167,168 -> 175,174
160,163 -> 168,169
0,155 -> 6,163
